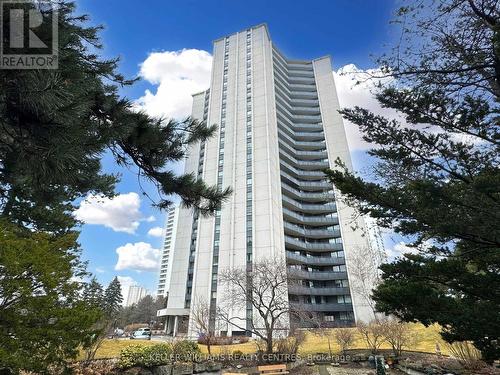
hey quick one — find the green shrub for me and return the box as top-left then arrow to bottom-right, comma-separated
171,340 -> 201,362
118,343 -> 172,369
118,340 -> 201,369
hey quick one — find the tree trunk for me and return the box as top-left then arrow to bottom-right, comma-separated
327,337 -> 332,358
266,338 -> 273,355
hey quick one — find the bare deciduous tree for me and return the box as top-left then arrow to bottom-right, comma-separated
357,320 -> 386,354
380,319 -> 418,357
347,246 -> 381,318
218,257 -> 300,354
334,328 -> 355,355
191,296 -> 215,355
305,312 -> 336,358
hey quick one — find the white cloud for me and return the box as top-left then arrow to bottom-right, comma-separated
95,267 -> 105,274
116,276 -> 137,305
115,242 -> 161,272
147,226 -> 163,237
334,64 -> 404,151
386,241 -> 425,260
136,49 -> 212,119
74,192 -> 142,234
145,215 -> 156,222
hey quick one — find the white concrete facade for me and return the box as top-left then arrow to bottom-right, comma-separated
126,285 -> 147,307
164,25 -> 379,336
156,205 -> 179,297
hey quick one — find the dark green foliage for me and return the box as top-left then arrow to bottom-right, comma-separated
0,1 -> 230,371
325,0 -> 499,362
0,221 -> 101,373
118,341 -> 201,369
103,277 -> 123,318
0,1 -> 230,235
83,277 -> 105,308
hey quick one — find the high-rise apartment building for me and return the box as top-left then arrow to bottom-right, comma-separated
156,205 -> 179,297
163,24 -> 380,337
125,285 -> 148,307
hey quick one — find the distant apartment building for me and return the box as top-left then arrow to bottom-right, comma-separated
156,205 -> 179,297
126,285 -> 148,307
162,24 -> 382,337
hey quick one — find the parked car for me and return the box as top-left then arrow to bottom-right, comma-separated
130,327 -> 151,340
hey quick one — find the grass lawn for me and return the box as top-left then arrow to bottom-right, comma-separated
93,323 -> 449,359
84,339 -> 157,359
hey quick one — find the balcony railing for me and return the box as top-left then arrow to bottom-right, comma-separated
290,302 -> 353,312
281,194 -> 336,212
284,236 -> 343,252
288,285 -> 350,296
283,208 -> 339,226
284,222 -> 341,239
286,251 -> 345,266
281,183 -> 334,202
279,147 -> 329,170
280,161 -> 326,181
288,269 -> 348,280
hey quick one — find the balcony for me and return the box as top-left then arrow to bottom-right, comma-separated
281,183 -> 334,202
289,83 -> 317,92
279,147 -> 329,169
293,131 -> 325,141
278,117 -> 324,133
288,285 -> 350,296
283,208 -> 339,226
274,78 -> 318,100
288,269 -> 348,280
279,141 -> 328,160
278,132 -> 326,152
286,251 -> 345,266
281,171 -> 332,191
290,98 -> 320,107
284,222 -> 341,239
281,194 -> 336,213
290,302 -> 353,312
287,62 -> 313,71
280,160 -> 326,181
285,236 -> 343,252
276,101 -> 321,124
288,69 -> 315,78
274,94 -> 320,117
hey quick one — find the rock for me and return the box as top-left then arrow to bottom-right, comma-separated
193,362 -> 206,373
205,362 -> 222,372
153,365 -> 173,375
122,367 -> 153,375
172,363 -> 193,375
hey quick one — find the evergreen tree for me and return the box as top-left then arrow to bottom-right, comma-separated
0,0 -> 231,235
103,277 -> 123,318
0,1 -> 229,371
82,277 -> 105,309
325,0 -> 499,361
0,221 -> 101,373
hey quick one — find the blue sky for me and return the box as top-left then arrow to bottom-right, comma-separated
74,0 -> 403,297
